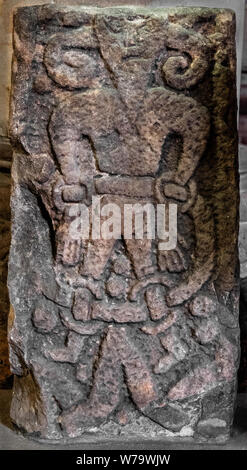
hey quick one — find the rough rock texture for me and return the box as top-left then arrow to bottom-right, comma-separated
0,138 -> 12,387
8,5 -> 239,443
239,278 -> 247,392
239,145 -> 247,393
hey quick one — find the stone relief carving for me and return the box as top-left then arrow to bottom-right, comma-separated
8,6 -> 239,442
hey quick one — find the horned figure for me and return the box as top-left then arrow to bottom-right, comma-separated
11,8 -> 238,438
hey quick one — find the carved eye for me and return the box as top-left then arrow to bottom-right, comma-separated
62,50 -> 96,70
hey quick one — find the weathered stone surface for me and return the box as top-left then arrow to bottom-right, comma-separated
0,151 -> 12,387
239,277 -> 247,392
8,5 -> 239,442
0,1 -> 245,140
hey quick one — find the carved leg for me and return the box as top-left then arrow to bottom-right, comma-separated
60,326 -> 157,436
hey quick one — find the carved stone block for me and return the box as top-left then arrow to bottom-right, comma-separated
8,5 -> 239,442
